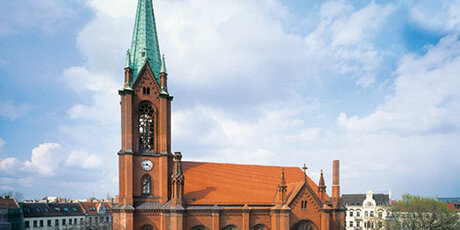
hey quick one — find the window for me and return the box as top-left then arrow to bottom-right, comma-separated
356,221 -> 360,227
25,221 -> 29,228
365,211 -> 368,217
74,218 -> 77,224
63,207 -> 69,212
349,211 -> 354,217
47,219 -> 51,226
138,103 -> 155,150
35,207 -> 41,212
142,174 -> 152,194
251,224 -> 267,230
223,224 -> 238,230
43,207 -> 49,212
54,207 -> 60,212
62,219 -> 66,226
454,204 -> 460,209
379,222 -> 383,228
89,206 -> 96,211
24,207 -> 30,213
142,225 -> 154,230
72,207 -> 78,211
55,219 -> 59,226
378,211 -> 383,218
349,221 -> 353,227
301,200 -> 307,209
40,220 -> 44,227
370,211 -> 374,217
70,219 -> 72,225
356,210 -> 361,216
33,220 -> 37,227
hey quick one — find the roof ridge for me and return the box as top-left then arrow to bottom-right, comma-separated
183,161 -> 302,168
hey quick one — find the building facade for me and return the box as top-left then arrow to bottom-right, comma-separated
342,191 -> 391,230
0,196 -> 24,230
21,202 -> 85,230
80,201 -> 113,230
112,0 -> 346,229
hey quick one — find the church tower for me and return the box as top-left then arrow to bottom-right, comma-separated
113,0 -> 173,229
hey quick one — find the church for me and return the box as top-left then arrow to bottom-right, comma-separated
112,0 -> 346,229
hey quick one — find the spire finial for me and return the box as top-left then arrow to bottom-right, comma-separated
125,50 -> 132,69
319,168 -> 326,190
160,54 -> 167,74
280,168 -> 286,186
302,163 -> 308,181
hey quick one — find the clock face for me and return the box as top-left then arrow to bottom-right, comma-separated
141,159 -> 153,171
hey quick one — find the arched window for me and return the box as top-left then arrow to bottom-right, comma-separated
141,225 -> 153,230
191,225 -> 207,230
251,224 -> 268,230
142,174 -> 151,195
292,220 -> 315,230
222,225 -> 238,230
138,103 -> 154,151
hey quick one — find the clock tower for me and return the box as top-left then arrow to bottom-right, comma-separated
113,0 -> 174,229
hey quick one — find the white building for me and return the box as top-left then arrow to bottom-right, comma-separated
343,190 -> 391,230
21,202 -> 85,230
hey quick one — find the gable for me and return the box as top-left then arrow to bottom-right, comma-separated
132,62 -> 161,93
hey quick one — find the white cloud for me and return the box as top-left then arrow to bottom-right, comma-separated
408,0 -> 460,33
338,35 -> 460,135
24,143 -> 63,176
0,0 -> 76,36
65,150 -> 102,169
304,1 -> 395,87
0,101 -> 31,121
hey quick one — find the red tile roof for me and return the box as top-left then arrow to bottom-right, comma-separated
79,202 -> 112,213
0,198 -> 19,209
445,203 -> 460,212
182,161 -> 324,205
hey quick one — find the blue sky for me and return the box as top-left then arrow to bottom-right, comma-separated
1,0 -> 459,200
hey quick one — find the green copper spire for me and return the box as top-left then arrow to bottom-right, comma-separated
127,0 -> 162,86
160,54 -> 167,74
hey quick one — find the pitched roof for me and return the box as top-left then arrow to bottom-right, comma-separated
79,202 -> 112,214
182,161 -> 323,205
21,203 -> 84,218
0,197 -> 19,209
342,194 -> 390,206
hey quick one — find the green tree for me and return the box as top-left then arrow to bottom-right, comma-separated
386,194 -> 459,230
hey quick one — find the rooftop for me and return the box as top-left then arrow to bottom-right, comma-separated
342,193 -> 390,206
182,161 -> 324,205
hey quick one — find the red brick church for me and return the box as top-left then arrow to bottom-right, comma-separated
112,0 -> 345,229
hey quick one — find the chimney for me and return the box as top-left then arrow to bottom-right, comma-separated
332,160 -> 340,199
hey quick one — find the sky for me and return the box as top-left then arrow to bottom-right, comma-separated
0,0 -> 459,200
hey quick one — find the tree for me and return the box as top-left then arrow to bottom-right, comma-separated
1,190 -> 24,201
386,194 -> 459,230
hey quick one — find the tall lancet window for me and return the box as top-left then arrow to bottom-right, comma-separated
142,174 -> 151,195
138,103 -> 154,151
